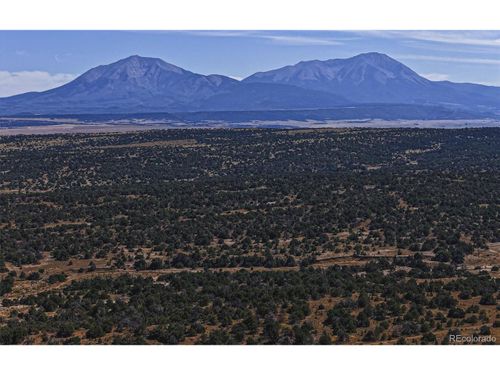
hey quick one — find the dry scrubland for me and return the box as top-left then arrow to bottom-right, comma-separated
0,128 -> 498,344
1,117 -> 500,136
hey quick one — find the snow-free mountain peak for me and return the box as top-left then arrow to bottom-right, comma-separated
0,53 -> 498,115
243,52 -> 500,109
244,52 -> 430,93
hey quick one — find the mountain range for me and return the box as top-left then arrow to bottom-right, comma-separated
0,53 -> 499,116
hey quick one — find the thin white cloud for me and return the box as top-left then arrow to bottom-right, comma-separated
362,30 -> 500,47
0,70 -> 76,97
400,39 -> 499,55
177,30 -> 347,45
402,31 -> 500,47
421,73 -> 450,81
397,54 -> 500,66
259,34 -> 343,46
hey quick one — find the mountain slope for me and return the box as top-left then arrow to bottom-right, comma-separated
0,53 -> 498,115
0,56 -> 238,114
197,82 -> 350,111
244,52 -> 500,111
0,55 -> 351,114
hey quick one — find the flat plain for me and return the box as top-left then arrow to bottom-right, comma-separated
2,116 -> 500,136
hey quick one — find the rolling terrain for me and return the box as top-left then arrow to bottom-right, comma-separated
0,128 -> 498,344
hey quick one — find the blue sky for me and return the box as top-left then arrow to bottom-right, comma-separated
0,30 -> 499,97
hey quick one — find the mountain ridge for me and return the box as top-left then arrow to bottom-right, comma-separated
0,53 -> 498,116
243,52 -> 500,110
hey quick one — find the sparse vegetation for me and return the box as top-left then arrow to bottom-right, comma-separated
0,128 -> 498,344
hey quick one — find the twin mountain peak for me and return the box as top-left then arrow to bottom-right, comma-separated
1,52 -> 499,115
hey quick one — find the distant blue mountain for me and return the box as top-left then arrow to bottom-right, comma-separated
0,56 -> 237,114
244,53 -> 500,112
196,82 -> 350,111
0,53 -> 498,116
